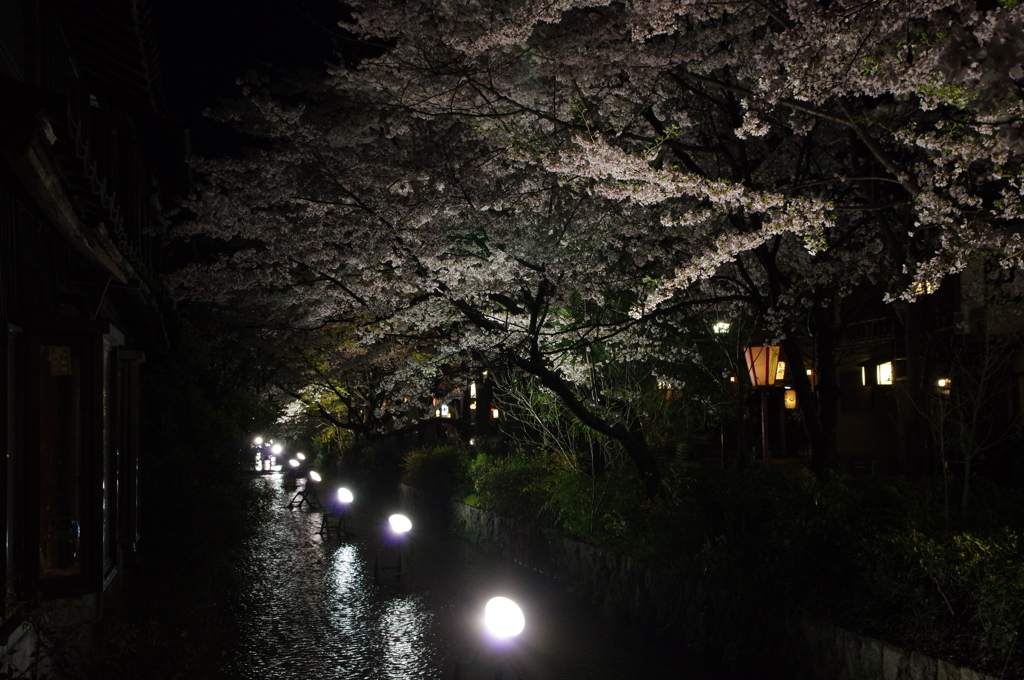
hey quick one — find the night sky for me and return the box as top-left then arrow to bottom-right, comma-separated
150,0 -> 350,154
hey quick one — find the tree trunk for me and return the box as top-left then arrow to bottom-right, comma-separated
899,300 -> 930,479
512,354 -> 662,498
781,305 -> 839,477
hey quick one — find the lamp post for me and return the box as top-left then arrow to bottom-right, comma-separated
320,486 -> 355,539
376,514 -> 413,586
745,345 -> 781,464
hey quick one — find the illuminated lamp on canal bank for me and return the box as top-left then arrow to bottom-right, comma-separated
376,514 -> 413,585
484,597 -> 525,639
388,514 -> 412,535
745,345 -> 781,464
288,470 -> 322,510
320,487 -> 355,539
451,597 -> 525,678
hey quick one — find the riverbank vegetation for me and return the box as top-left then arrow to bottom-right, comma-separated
398,440 -> 1024,678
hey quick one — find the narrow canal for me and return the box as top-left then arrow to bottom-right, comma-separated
226,473 -> 745,680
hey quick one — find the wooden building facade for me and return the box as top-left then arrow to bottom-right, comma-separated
0,0 -> 185,670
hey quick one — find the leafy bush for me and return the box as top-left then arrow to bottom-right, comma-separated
451,443 -> 1024,671
469,451 -> 551,521
860,528 -> 1024,655
401,444 -> 472,498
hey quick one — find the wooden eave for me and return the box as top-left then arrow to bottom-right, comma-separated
3,131 -> 137,287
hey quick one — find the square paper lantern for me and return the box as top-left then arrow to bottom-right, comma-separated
745,346 -> 781,387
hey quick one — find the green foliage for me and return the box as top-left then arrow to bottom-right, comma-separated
401,444 -> 472,498
860,528 -> 1024,654
463,452 -> 1024,667
341,439 -> 406,487
542,467 -> 646,542
468,451 -> 551,521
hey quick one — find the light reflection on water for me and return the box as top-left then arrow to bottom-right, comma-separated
381,597 -> 436,679
229,476 -> 449,680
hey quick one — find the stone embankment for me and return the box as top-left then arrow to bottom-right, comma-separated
400,484 -> 1003,680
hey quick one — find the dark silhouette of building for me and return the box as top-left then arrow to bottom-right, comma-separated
1,0 -> 186,670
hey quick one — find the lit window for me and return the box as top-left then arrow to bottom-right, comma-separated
911,281 -> 937,296
712,321 -> 731,334
876,362 -> 893,385
470,382 -> 477,397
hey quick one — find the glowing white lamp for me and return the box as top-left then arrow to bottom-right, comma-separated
254,436 -> 264,445
288,459 -> 300,468
296,452 -> 306,461
484,597 -> 525,638
271,443 -> 283,455
308,471 -> 322,483
388,514 -> 412,534
337,488 -> 354,504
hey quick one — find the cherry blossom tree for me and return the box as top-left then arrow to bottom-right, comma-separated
170,0 -> 1024,491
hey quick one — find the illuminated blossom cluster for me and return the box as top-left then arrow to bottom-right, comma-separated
172,0 -> 1024,486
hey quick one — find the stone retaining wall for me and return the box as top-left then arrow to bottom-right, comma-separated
399,484 -> 1001,680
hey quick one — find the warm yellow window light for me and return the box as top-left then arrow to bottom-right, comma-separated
491,408 -> 500,419
470,382 -> 477,397
876,362 -> 893,385
712,321 -> 731,334
912,281 -> 937,296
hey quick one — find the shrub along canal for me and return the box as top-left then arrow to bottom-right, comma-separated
223,473 -> 745,679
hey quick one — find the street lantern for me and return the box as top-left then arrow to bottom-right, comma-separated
745,345 -> 781,464
784,388 -> 797,410
744,345 -> 781,387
